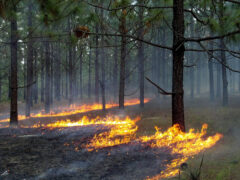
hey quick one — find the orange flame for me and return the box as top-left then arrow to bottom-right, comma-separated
36,115 -> 222,179
141,124 -> 223,179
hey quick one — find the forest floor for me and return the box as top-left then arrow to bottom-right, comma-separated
0,96 -> 239,180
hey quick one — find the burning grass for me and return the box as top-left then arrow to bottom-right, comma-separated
0,98 -> 228,179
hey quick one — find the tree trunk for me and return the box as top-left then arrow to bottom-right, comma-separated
220,39 -> 228,106
172,0 -> 185,131
33,50 -> 38,104
55,42 -> 61,101
50,45 -> 54,105
208,34 -> 215,101
25,2 -> 33,116
88,45 -> 92,99
79,50 -> 83,100
44,40 -> 50,113
95,8 -> 100,103
113,36 -> 118,99
119,8 -> 127,109
10,6 -> 18,125
40,45 -> 44,103
219,0 -> 228,106
100,7 -> 106,111
137,1 -> 144,108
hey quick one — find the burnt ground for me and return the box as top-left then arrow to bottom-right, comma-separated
0,126 -> 175,180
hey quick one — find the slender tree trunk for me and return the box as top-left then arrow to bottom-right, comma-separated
113,36 -> 118,99
119,8 -> 127,109
137,1 -> 144,107
95,8 -> 100,103
44,40 -> 50,113
88,45 -> 92,99
55,42 -> 61,101
10,6 -> 18,125
25,2 -> 33,116
219,0 -> 228,106
65,52 -> 68,99
220,39 -> 228,106
172,0 -> 185,131
34,50 -> 38,104
208,33 -> 215,101
100,7 -> 106,111
79,50 -> 83,100
50,45 -> 53,105
40,45 -> 44,103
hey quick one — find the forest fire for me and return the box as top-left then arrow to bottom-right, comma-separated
0,99 -> 222,179
25,115 -> 222,179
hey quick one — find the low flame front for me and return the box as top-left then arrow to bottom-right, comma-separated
41,115 -> 222,179
0,98 -> 222,179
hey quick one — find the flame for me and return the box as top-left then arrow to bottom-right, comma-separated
35,115 -> 222,179
141,124 -> 223,179
0,97 -> 223,179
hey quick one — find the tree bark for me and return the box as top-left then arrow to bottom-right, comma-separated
219,0 -> 228,106
137,1 -> 144,108
220,39 -> 228,106
44,39 -> 50,113
10,5 -> 18,125
113,36 -> 118,99
95,9 -> 100,103
172,0 -> 185,131
88,44 -> 92,99
208,34 -> 215,101
119,8 -> 127,109
25,2 -> 33,117
54,42 -> 61,101
100,7 -> 106,111
40,45 -> 44,103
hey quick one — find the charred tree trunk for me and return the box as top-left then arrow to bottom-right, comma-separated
10,6 -> 18,125
137,1 -> 144,108
119,9 -> 127,109
44,40 -> 50,113
172,0 -> 185,131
